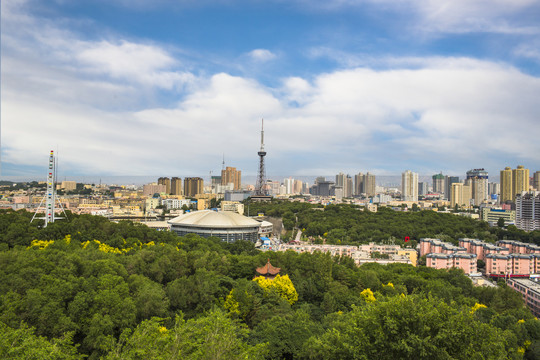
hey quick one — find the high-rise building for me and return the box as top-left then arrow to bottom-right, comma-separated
171,177 -> 182,195
184,177 -> 203,197
432,173 -> 445,196
354,172 -> 376,197
364,173 -> 376,197
221,167 -> 241,191
534,171 -> 540,191
355,173 -> 364,196
488,182 -> 500,197
466,169 -> 488,206
418,182 -> 429,196
158,177 -> 171,194
500,167 -> 513,203
445,176 -> 459,200
335,173 -> 345,188
500,166 -> 530,203
294,179 -> 303,194
450,182 -> 472,208
284,178 -> 294,194
515,191 -> 540,231
402,170 -> 418,202
311,178 -> 334,197
267,180 -> 280,196
513,165 -> 530,201
345,175 -> 353,198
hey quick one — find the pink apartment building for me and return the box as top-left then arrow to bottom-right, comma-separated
507,278 -> 540,317
497,240 -> 540,254
419,238 -> 466,257
426,253 -> 477,274
485,254 -> 540,276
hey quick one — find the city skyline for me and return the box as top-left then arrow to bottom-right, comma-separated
2,1 -> 540,177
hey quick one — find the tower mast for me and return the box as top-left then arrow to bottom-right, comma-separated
46,150 -> 56,226
255,119 -> 268,196
31,150 -> 66,227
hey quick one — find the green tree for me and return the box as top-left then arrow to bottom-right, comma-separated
305,295 -> 514,360
0,321 -> 84,360
106,311 -> 267,360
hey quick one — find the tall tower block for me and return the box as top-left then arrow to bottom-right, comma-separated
255,119 -> 268,196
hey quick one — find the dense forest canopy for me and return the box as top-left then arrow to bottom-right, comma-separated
245,200 -> 540,245
1,209 -> 540,359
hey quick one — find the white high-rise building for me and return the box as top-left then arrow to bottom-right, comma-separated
284,178 -> 294,195
402,170 -> 418,202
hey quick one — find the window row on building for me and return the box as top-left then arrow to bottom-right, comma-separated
426,253 -> 477,274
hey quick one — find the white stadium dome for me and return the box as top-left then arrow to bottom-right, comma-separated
168,210 -> 261,243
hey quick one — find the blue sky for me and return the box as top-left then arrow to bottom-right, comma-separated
2,0 -> 540,182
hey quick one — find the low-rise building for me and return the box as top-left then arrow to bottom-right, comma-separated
426,253 -> 477,274
507,278 -> 540,317
481,208 -> 515,225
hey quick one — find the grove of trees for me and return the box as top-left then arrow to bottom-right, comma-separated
245,200 -> 540,245
1,209 -> 540,359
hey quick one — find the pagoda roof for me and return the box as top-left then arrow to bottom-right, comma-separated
256,259 -> 281,276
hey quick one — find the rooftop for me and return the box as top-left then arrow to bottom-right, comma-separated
168,210 -> 261,228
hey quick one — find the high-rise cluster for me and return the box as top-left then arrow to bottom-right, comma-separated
500,166 -> 529,203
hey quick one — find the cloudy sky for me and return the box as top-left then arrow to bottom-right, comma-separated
2,0 -> 540,181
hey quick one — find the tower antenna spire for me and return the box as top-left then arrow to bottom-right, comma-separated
260,118 -> 264,151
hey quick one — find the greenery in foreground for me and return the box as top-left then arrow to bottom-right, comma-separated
1,210 -> 540,359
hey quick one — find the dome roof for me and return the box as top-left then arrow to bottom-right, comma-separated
168,210 -> 261,228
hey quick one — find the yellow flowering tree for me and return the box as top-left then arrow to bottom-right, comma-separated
253,274 -> 298,305
360,288 -> 376,303
470,302 -> 487,314
27,240 -> 54,250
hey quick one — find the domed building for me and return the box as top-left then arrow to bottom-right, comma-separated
168,210 -> 261,243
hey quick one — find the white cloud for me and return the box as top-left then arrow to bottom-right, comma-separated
76,40 -> 195,89
514,43 -> 540,62
3,0 -> 540,178
248,49 -> 277,62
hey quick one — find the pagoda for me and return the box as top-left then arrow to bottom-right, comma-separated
255,259 -> 281,280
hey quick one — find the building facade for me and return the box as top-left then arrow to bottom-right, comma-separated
481,208 -> 515,225
445,176 -> 459,201
158,177 -> 171,194
221,167 -> 241,191
513,165 -> 530,201
168,210 -> 261,243
466,169 -> 489,206
450,182 -> 472,208
184,177 -> 204,198
432,173 -> 445,196
171,177 -> 182,195
401,170 -> 418,202
516,191 -> 540,231
500,167 -> 513,203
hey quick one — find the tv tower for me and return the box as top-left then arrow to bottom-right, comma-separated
32,150 -> 65,227
255,119 -> 268,196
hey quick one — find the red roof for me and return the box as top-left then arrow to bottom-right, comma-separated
256,259 -> 281,275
